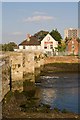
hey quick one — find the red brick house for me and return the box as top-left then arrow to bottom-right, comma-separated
66,38 -> 80,55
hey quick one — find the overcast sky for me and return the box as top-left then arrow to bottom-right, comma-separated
2,2 -> 78,44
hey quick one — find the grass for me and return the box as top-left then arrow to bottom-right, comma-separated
20,101 -> 70,114
61,109 -> 70,113
2,91 -> 13,104
20,103 -> 51,113
22,90 -> 36,98
54,107 -> 60,113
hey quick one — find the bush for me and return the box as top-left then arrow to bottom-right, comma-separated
62,109 -> 69,113
3,91 -> 13,104
14,90 -> 20,98
44,53 -> 48,57
54,107 -> 60,112
24,90 -> 35,98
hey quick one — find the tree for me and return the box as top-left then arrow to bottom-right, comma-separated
34,30 -> 49,42
2,42 -> 17,51
65,37 -> 68,42
77,37 -> 80,42
55,41 -> 66,52
0,44 -> 2,51
50,29 -> 62,43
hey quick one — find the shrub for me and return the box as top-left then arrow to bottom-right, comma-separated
54,107 -> 60,112
62,109 -> 69,113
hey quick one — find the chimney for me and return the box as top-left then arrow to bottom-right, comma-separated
27,34 -> 31,41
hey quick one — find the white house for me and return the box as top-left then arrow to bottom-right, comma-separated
41,33 -> 58,56
18,34 -> 41,51
14,33 -> 58,56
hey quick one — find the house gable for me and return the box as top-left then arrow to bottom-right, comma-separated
41,33 -> 57,43
41,33 -> 58,51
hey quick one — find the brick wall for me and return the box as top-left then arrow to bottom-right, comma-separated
67,38 -> 79,55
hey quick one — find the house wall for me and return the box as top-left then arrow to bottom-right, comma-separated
19,45 -> 41,50
41,34 -> 58,52
67,39 -> 79,55
19,45 -> 23,49
25,46 -> 41,50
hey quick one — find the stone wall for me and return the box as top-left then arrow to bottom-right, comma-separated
10,52 -> 23,81
8,51 -> 44,91
0,51 -> 44,101
1,51 -> 44,98
23,52 -> 35,83
0,54 -> 10,101
44,56 -> 79,64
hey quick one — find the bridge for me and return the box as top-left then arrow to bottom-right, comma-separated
1,50 -> 44,102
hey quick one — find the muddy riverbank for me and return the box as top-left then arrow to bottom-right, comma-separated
41,63 -> 80,75
2,91 -> 80,119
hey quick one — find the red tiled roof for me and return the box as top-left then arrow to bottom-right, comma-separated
19,36 -> 40,46
66,38 -> 79,44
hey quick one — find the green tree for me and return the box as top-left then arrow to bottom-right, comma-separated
50,29 -> 62,43
77,37 -> 80,42
34,30 -> 49,42
0,44 -> 2,51
2,42 -> 17,51
55,41 -> 66,52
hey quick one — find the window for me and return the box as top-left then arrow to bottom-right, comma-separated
72,44 -> 74,49
50,45 -> 53,49
44,44 -> 47,49
44,46 -> 47,49
72,41 -> 74,44
23,46 -> 25,49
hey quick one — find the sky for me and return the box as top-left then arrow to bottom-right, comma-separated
2,2 -> 78,44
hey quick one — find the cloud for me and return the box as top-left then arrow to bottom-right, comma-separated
24,15 -> 53,22
12,32 -> 22,35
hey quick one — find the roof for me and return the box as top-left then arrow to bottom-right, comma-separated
19,36 -> 40,46
66,37 -> 80,44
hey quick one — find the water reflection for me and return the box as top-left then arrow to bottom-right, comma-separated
41,88 -> 57,105
36,73 -> 79,113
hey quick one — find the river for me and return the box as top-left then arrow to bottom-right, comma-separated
36,73 -> 80,114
